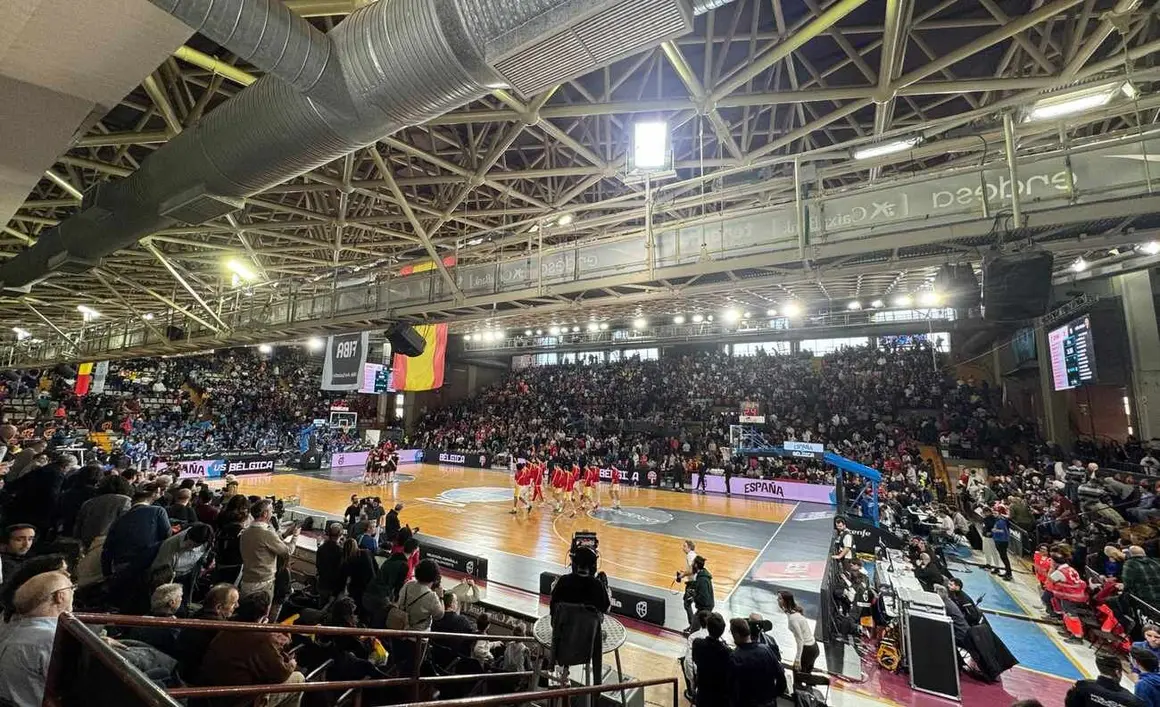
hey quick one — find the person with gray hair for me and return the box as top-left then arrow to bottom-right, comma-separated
122,583 -> 185,656
1123,545 -> 1160,609
933,583 -> 971,651
0,570 -> 74,706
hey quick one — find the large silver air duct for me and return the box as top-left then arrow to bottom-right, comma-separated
0,0 -> 700,289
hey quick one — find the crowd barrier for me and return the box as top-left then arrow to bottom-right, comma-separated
423,448 -> 494,469
690,473 -> 836,504
414,532 -> 490,580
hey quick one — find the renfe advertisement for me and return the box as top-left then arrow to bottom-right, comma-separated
690,473 -> 837,504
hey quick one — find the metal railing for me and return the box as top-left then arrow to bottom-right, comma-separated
46,613 -> 678,707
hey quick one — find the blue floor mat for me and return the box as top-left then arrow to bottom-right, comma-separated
986,614 -> 1084,680
957,565 -> 1027,616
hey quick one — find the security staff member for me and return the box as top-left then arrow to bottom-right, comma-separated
1065,651 -> 1144,707
832,517 -> 854,561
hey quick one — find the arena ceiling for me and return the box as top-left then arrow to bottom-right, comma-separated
3,0 -> 1160,360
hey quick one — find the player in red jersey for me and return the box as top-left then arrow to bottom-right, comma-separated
581,465 -> 600,510
530,461 -> 545,506
510,462 -> 529,514
609,465 -> 622,510
564,465 -> 580,517
551,464 -> 567,513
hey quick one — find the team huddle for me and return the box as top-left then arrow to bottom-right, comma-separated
362,442 -> 400,485
509,460 -> 623,516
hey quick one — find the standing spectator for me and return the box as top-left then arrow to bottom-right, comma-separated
54,463 -> 102,538
382,503 -> 404,543
2,452 -> 67,536
314,522 -> 346,602
0,524 -> 35,582
238,500 -> 297,610
193,489 -> 220,525
727,617 -> 786,707
684,556 -> 715,634
778,591 -> 819,688
1065,651 -> 1143,707
691,613 -> 731,707
356,519 -> 379,554
199,591 -> 305,707
0,570 -> 75,706
340,537 -> 376,609
101,489 -> 171,578
362,538 -> 414,625
167,488 -> 198,527
73,474 -> 132,547
1123,546 -> 1160,608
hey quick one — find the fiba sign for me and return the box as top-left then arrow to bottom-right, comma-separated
321,331 -> 370,391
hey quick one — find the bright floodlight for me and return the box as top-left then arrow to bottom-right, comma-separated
632,121 -> 670,171
1071,257 -> 1088,272
847,301 -> 862,310
226,258 -> 258,282
599,322 -> 608,331
722,309 -> 741,323
77,305 -> 101,320
852,136 -> 921,160
871,299 -> 884,308
633,317 -> 647,329
258,344 -> 273,354
692,314 -> 704,323
557,213 -> 575,227
142,313 -> 155,321
12,327 -> 29,340
919,291 -> 941,306
587,322 -> 599,332
1025,82 -> 1129,122
549,325 -> 561,336
673,314 -> 685,325
766,308 -> 777,317
782,302 -> 802,317
571,326 -> 580,333
1141,242 -> 1160,255
524,329 -> 533,336
893,294 -> 913,307
307,337 -> 324,351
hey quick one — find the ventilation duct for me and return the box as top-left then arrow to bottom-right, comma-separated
0,0 -> 703,290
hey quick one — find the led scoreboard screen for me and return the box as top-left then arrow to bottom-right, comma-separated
1047,315 -> 1097,391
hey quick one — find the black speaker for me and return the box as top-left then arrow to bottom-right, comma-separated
387,324 -> 426,358
165,325 -> 186,341
982,250 -> 1054,321
934,263 -> 981,303
54,364 -> 77,378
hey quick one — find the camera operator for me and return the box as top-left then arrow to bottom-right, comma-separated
550,545 -> 611,684
727,617 -> 787,707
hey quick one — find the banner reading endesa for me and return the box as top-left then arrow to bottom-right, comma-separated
321,332 -> 370,391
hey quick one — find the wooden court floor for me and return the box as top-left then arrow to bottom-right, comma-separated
239,463 -> 796,599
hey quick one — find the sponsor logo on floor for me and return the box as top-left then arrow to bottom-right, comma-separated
588,506 -> 673,527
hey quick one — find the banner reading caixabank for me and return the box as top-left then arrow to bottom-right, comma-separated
321,332 -> 370,391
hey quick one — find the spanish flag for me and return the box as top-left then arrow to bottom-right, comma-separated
390,324 -> 448,391
398,255 -> 456,277
74,363 -> 94,396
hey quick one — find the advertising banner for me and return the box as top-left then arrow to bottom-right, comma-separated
691,473 -> 836,504
539,571 -> 666,627
225,456 -> 277,475
415,534 -> 489,580
423,449 -> 492,469
329,449 -> 423,469
153,458 -> 226,480
596,466 -> 660,487
321,332 -> 370,391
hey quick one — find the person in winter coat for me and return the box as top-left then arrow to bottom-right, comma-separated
1045,546 -> 1088,643
684,556 -> 715,634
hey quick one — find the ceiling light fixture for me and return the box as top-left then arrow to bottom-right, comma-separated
852,136 -> 922,160
599,322 -> 608,331
673,314 -> 685,325
632,120 -> 670,171
557,213 -> 574,227
723,309 -> 741,323
766,308 -> 777,317
633,317 -> 647,329
306,337 -> 324,351
226,258 -> 258,282
77,305 -> 101,320
142,313 -> 155,321
1024,81 -> 1136,122
1140,242 -> 1160,255
1071,257 -> 1088,272
524,329 -> 533,336
587,322 -> 599,332
782,302 -> 802,317
893,294 -> 913,307
12,327 -> 29,341
870,299 -> 884,308
692,314 -> 704,323
258,344 -> 273,354
549,326 -> 561,336
919,291 -> 941,306
847,301 -> 862,310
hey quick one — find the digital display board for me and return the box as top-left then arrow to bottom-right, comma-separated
1048,315 -> 1097,391
358,362 -> 394,394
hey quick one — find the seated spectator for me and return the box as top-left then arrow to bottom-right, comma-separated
72,474 -> 132,547
727,616 -> 786,706
199,591 -> 304,707
0,524 -> 36,584
1,555 -> 68,620
123,583 -> 184,656
914,552 -> 945,592
501,624 -> 532,673
691,612 -> 731,707
167,488 -> 198,527
1065,651 -> 1144,707
1132,626 -> 1160,672
0,570 -> 74,706
173,583 -> 240,684
471,613 -> 501,666
1133,646 -> 1160,707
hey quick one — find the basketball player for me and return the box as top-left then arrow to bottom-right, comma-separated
530,460 -> 545,507
564,464 -> 580,517
551,464 -> 567,513
385,451 -> 398,484
364,446 -> 380,485
582,464 -> 600,510
609,464 -> 622,510
375,444 -> 390,485
675,539 -> 698,582
510,462 -> 529,514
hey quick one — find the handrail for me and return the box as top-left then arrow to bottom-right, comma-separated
73,613 -> 538,643
49,613 -> 679,707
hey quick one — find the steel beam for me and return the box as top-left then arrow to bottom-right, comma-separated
142,241 -> 229,332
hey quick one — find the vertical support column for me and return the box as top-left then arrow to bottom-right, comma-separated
1035,324 -> 1073,449
1117,270 -> 1160,441
1002,112 -> 1023,228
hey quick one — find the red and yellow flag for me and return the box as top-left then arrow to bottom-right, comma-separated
390,324 -> 448,391
74,363 -> 94,396
397,255 -> 456,277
